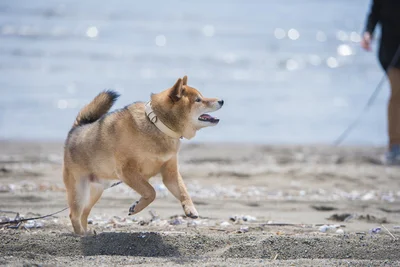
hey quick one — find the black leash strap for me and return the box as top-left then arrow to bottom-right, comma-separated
0,181 -> 123,226
333,44 -> 400,146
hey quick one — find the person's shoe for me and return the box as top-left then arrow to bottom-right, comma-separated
384,144 -> 400,165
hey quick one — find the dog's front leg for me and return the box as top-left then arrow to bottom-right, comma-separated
117,161 -> 156,216
161,156 -> 198,218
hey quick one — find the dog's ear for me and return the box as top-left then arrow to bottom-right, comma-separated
169,78 -> 184,102
182,75 -> 188,86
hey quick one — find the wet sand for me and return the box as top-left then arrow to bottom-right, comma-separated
1,141 -> 400,266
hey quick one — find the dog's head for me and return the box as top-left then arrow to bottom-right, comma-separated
151,76 -> 224,139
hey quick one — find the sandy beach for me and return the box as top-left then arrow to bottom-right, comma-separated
1,0 -> 397,265
0,141 -> 400,266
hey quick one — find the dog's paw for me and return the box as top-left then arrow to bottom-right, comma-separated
84,229 -> 97,237
70,232 -> 85,238
128,201 -> 139,215
183,204 -> 199,219
186,212 -> 199,219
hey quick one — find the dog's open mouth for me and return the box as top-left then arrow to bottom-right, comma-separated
198,114 -> 219,123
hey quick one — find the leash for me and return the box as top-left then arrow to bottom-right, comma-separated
333,44 -> 400,146
0,181 -> 123,226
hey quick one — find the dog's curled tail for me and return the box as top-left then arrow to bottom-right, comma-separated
72,90 -> 120,128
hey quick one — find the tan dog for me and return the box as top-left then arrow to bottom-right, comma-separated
63,76 -> 223,235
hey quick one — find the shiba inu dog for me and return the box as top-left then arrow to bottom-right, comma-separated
63,76 -> 224,235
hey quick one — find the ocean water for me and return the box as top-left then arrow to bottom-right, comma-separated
0,0 -> 391,145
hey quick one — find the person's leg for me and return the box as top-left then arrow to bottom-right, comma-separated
386,67 -> 400,163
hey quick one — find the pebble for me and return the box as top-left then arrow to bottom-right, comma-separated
336,229 -> 344,234
238,226 -> 249,233
24,220 -> 44,229
169,216 -> 185,226
229,215 -> 257,223
369,227 -> 381,234
220,221 -> 231,227
319,224 -> 340,233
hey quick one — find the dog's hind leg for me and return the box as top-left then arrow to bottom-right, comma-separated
63,169 -> 89,235
81,182 -> 104,233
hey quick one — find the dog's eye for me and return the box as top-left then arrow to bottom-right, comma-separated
195,98 -> 201,102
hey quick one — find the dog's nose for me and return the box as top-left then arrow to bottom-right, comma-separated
218,100 -> 224,106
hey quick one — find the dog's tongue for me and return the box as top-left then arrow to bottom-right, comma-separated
201,114 -> 213,119
199,114 -> 219,122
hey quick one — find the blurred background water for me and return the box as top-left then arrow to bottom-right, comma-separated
0,0 -> 390,145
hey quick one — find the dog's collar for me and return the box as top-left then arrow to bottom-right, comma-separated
145,102 -> 182,139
